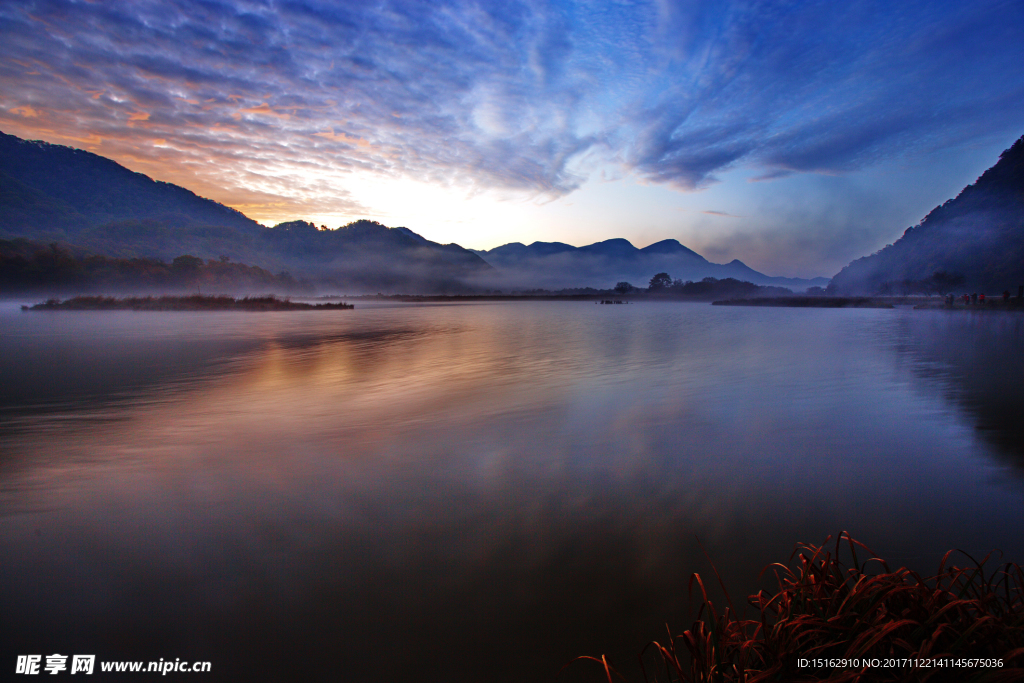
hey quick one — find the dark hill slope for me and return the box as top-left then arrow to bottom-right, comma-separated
0,131 -> 262,236
829,136 -> 1024,294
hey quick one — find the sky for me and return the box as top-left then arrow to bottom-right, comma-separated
2,0 -> 1023,278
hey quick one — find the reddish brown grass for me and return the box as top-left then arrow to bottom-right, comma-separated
581,533 -> 1024,682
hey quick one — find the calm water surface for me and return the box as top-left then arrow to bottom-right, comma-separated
1,301 -> 1022,681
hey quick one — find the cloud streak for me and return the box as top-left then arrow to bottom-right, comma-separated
624,1 -> 1024,187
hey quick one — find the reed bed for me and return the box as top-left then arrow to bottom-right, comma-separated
581,533 -> 1024,682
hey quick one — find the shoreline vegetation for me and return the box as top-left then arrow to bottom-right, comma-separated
21,295 -> 353,311
713,295 -> 1024,310
713,296 -> 895,308
0,239 -> 311,295
582,534 -> 1024,682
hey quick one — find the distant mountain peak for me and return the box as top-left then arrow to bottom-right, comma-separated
472,234 -> 824,290
591,238 -> 635,247
393,226 -> 430,243
338,219 -> 389,232
272,220 -> 320,233
578,238 -> 638,256
640,239 -> 706,260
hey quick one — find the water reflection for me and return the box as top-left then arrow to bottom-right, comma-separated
882,311 -> 1024,468
1,302 -> 1022,682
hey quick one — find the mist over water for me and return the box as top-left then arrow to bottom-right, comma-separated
1,302 -> 1022,681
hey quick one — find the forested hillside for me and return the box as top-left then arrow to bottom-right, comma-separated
0,131 -> 262,237
829,136 -> 1024,294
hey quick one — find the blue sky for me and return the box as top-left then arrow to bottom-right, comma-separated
2,0 -> 1022,277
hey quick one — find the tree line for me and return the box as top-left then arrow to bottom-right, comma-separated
613,272 -> 792,298
0,239 -> 306,294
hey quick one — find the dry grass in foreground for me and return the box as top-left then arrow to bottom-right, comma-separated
579,533 -> 1024,682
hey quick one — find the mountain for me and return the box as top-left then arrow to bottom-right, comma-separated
0,129 -> 827,294
263,219 -> 490,293
0,131 -> 490,293
0,131 -> 263,237
640,239 -> 705,258
472,239 -> 827,291
829,135 -> 1024,295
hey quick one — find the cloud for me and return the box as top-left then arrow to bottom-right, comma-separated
622,0 -> 1024,186
1,0 -> 1023,226
0,0 -> 599,218
232,104 -> 290,120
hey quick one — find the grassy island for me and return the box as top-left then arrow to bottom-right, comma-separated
22,295 -> 353,311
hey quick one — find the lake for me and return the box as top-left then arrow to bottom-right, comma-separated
1,300 -> 1022,681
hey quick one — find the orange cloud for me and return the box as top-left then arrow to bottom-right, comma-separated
232,102 -> 290,120
10,105 -> 39,118
315,130 -> 370,147
48,132 -> 104,148
128,111 -> 150,121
